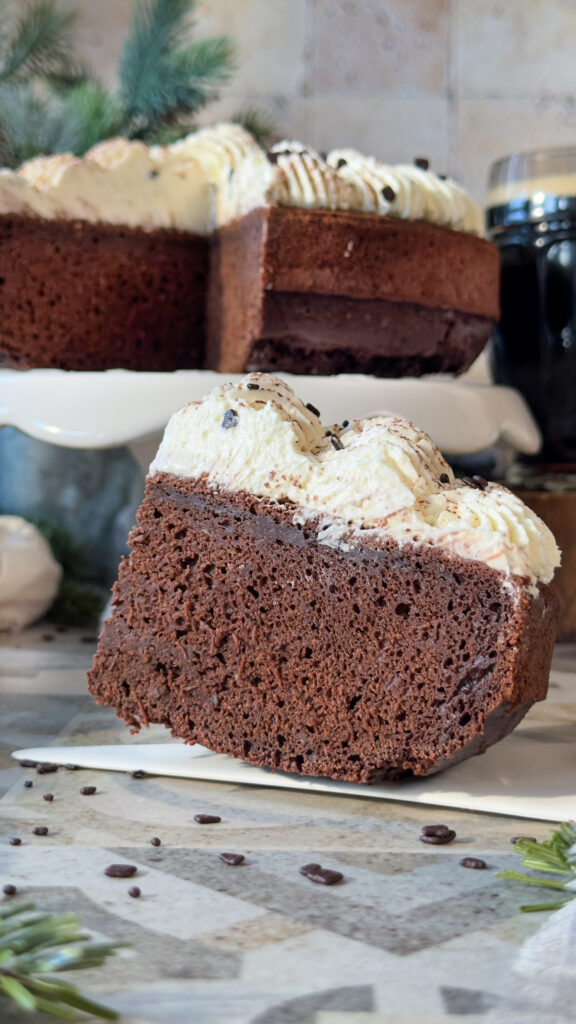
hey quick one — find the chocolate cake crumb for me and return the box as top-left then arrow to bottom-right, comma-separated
36,763 -> 58,775
414,157 -> 430,170
193,814 -> 221,824
150,837 -> 161,847
24,780 -> 33,788
381,185 -> 396,201
3,884 -> 17,896
128,886 -> 141,897
420,830 -> 456,845
33,826 -> 49,836
246,382 -> 260,390
221,409 -> 238,429
43,793 -> 54,802
9,838 -> 22,846
330,435 -> 344,451
299,863 -> 344,886
105,864 -> 137,878
305,402 -> 320,418
80,786 -> 97,796
460,857 -> 486,869
219,852 -> 245,865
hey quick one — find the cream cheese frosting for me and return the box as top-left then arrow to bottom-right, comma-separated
150,374 -> 560,586
269,141 -> 364,211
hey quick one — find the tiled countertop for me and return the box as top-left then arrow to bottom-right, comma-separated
0,627 -> 574,1024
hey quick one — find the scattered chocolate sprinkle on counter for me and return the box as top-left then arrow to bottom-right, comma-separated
419,825 -> 456,845
42,793 -> 54,802
33,826 -> 49,836
221,409 -> 238,429
128,886 -> 141,898
460,857 -> 487,870
194,814 -> 222,824
150,837 -> 161,847
105,864 -> 138,878
3,884 -> 17,896
19,759 -> 37,768
23,780 -> 33,788
414,156 -> 430,170
36,762 -> 58,775
9,838 -> 22,846
381,185 -> 396,201
299,863 -> 344,886
219,852 -> 245,866
305,401 -> 320,418
80,786 -> 97,796
421,824 -> 452,838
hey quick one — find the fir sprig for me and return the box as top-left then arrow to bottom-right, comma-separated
496,822 -> 576,912
0,901 -> 123,1019
0,1 -> 77,84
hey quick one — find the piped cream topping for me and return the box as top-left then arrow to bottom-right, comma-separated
150,374 -> 560,586
269,141 -> 364,211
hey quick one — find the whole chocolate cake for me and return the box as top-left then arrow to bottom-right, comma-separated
88,375 -> 560,782
0,128 -> 497,375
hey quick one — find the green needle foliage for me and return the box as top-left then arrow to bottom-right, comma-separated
0,901 -> 123,1019
0,0 -> 235,167
496,821 -> 576,912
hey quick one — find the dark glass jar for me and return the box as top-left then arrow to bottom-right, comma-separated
487,148 -> 576,464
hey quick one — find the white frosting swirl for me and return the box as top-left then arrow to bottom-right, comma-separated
326,150 -> 484,236
150,374 -> 560,586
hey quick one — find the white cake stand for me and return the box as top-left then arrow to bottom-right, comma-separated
0,368 -> 541,471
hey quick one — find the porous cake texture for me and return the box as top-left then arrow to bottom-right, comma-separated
88,375 -> 560,782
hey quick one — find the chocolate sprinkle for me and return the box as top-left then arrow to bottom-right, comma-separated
9,838 -> 22,846
128,886 -> 141,898
414,156 -> 430,170
219,852 -> 245,866
36,763 -> 58,775
305,402 -> 320,418
336,158 -> 347,169
33,826 -> 49,836
460,857 -> 487,870
148,169 -> 160,179
80,786 -> 97,796
299,863 -> 344,886
43,793 -> 54,802
439,473 -> 450,484
150,837 -> 161,847
105,864 -> 137,878
193,814 -> 221,824
221,409 -> 238,430
246,382 -> 260,390
330,435 -> 344,451
421,824 -> 453,837
3,884 -> 17,896
342,420 -> 349,428
420,829 -> 456,845
24,780 -> 33,788
19,759 -> 37,767
381,185 -> 396,201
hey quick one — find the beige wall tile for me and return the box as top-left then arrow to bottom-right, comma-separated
454,0 -> 576,98
454,98 -> 576,202
196,93 -> 311,143
55,0 -> 133,86
310,0 -> 449,96
196,0 -> 307,96
305,97 -> 448,169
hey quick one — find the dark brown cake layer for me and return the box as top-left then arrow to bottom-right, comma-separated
88,474 -> 558,783
0,215 -> 208,371
207,206 -> 500,374
246,292 -> 493,376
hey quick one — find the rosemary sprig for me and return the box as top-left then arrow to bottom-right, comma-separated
496,821 -> 576,912
0,901 -> 123,1019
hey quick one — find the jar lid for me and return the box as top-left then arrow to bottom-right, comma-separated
487,146 -> 576,227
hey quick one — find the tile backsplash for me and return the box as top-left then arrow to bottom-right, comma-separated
58,0 -> 576,203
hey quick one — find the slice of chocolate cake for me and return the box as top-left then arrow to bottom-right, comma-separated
88,374 -> 560,782
207,144 -> 499,377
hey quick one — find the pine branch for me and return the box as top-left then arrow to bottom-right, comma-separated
59,82 -> 125,154
496,822 -> 576,913
0,83 -> 78,167
0,902 -> 123,1020
0,2 -> 77,84
233,106 -> 276,148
